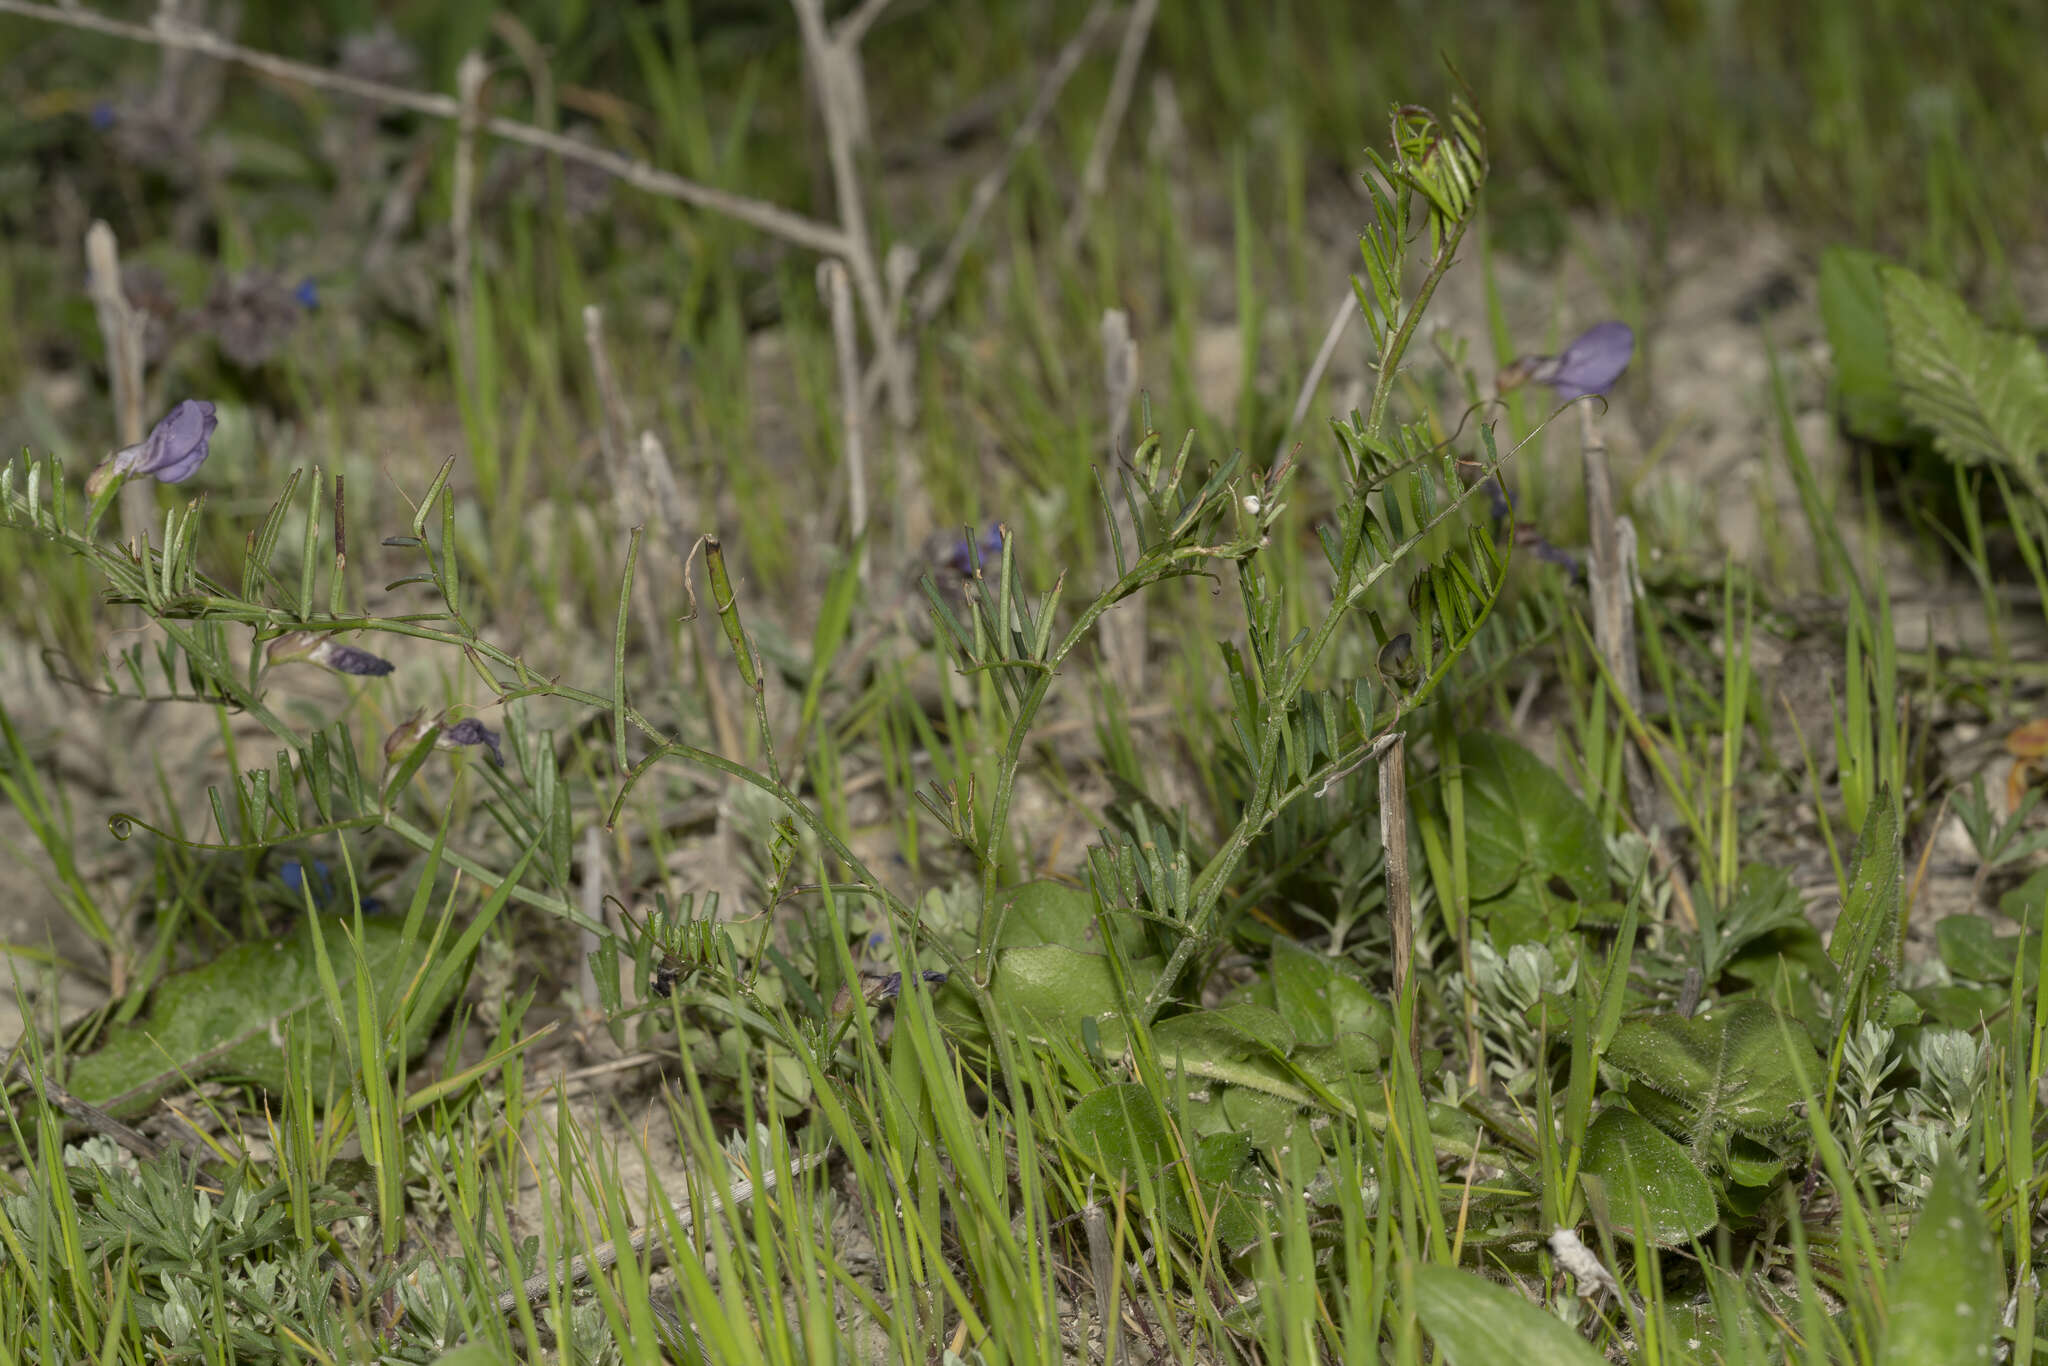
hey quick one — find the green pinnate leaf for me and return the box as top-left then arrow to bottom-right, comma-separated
1881,264 -> 2048,500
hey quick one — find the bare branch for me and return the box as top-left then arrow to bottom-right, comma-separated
0,0 -> 852,258
818,258 -> 868,576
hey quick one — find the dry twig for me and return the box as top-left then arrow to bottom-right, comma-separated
913,0 -> 1116,325
1062,0 -> 1161,251
0,0 -> 851,256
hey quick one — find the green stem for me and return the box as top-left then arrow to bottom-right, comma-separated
1140,226 -> 1479,1026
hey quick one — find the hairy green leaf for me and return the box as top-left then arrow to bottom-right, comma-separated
1605,1001 -> 1813,1165
1879,1158 -> 1999,1365
65,912 -> 460,1119
1831,796 -> 1902,1032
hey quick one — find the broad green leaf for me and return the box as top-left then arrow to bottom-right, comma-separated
1579,1106 -> 1718,1245
1452,733 -> 1607,904
1819,247 -> 1913,445
1473,878 -> 1577,947
988,944 -> 1133,1033
1831,797 -> 1902,1032
1879,1158 -> 1999,1365
1268,937 -> 1396,1047
1605,1001 -> 1813,1164
992,878 -> 1149,959
1937,914 -> 2038,986
1145,1006 -> 1379,1107
1412,1264 -> 1607,1366
1882,264 -> 2048,501
1910,983 -> 2009,1030
1067,1082 -> 1172,1173
66,912 -> 461,1119
1997,866 -> 2048,927
1720,1136 -> 1789,1189
1063,1083 -> 1267,1250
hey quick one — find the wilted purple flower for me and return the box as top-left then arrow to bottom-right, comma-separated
1483,477 -> 1514,521
831,968 -> 948,1015
439,718 -> 504,767
268,629 -> 395,678
1500,321 -> 1635,402
89,102 -> 117,132
381,710 -> 504,766
202,271 -> 302,368
1513,524 -> 1585,581
944,522 -> 1005,577
281,858 -> 385,913
85,400 -> 217,497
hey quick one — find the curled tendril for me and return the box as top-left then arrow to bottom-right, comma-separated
108,812 -> 136,840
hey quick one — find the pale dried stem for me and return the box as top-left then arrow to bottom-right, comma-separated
1061,0 -> 1160,252
818,260 -> 868,579
576,823 -> 605,1012
790,0 -> 912,430
913,0 -> 1115,325
1098,308 -> 1145,694
83,222 -> 153,539
451,50 -> 487,390
584,306 -> 673,676
1276,291 -> 1359,469
1378,734 -> 1420,1074
1576,401 -> 1658,829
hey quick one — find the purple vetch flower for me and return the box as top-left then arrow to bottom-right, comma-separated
831,968 -> 949,1015
267,629 -> 395,678
294,278 -> 320,310
1500,321 -> 1635,402
89,102 -> 117,132
439,717 -> 504,767
85,399 -> 216,498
